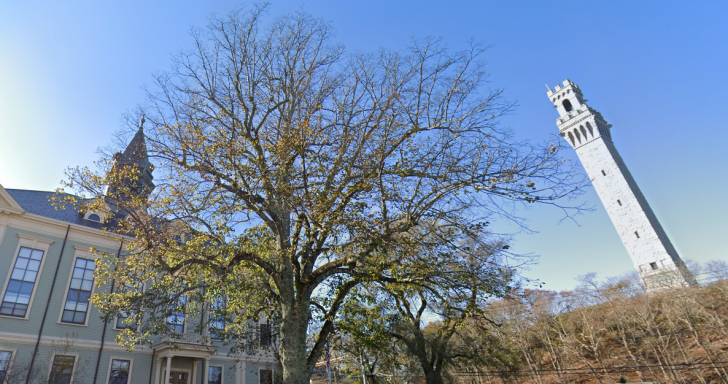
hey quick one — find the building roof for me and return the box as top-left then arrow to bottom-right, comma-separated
4,123 -> 153,231
5,189 -> 102,229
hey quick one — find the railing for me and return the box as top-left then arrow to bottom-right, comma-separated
558,106 -> 589,124
160,333 -> 211,346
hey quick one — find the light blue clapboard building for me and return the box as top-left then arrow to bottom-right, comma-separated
0,129 -> 276,384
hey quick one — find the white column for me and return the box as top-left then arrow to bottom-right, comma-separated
203,358 -> 210,384
165,356 -> 173,384
155,358 -> 162,384
238,360 -> 247,384
192,359 -> 199,384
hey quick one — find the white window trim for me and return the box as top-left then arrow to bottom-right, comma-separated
209,299 -> 225,341
113,314 -> 140,332
168,314 -> 187,334
0,233 -> 54,320
208,364 -> 225,384
167,295 -> 187,334
112,281 -> 145,332
0,346 -> 17,381
83,211 -> 105,223
81,198 -> 111,223
47,352 -> 78,384
57,247 -> 99,327
104,356 -> 134,384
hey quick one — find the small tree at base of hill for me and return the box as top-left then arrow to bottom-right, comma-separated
336,235 -> 520,384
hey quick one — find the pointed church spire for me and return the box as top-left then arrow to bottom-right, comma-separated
119,117 -> 150,166
106,116 -> 155,203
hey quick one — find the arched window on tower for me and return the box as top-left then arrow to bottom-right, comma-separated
586,122 -> 594,137
567,131 -> 575,146
562,99 -> 573,112
580,125 -> 588,140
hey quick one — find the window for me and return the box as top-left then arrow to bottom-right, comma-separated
617,199 -> 622,206
209,366 -> 223,384
115,311 -> 137,330
573,128 -> 581,144
260,323 -> 272,346
167,295 -> 186,333
87,214 -> 101,222
48,355 -> 75,384
61,258 -> 96,324
108,359 -> 131,384
562,99 -> 573,112
1,247 -> 44,317
210,296 -> 226,340
115,281 -> 142,330
650,262 -> 659,270
0,351 -> 12,382
259,369 -> 273,384
601,170 -> 606,176
635,231 -> 640,239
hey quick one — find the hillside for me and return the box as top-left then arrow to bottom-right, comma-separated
451,270 -> 728,383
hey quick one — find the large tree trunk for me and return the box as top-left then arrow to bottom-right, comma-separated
425,369 -> 445,384
280,302 -> 313,384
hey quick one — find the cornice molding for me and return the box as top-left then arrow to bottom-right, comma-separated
17,232 -> 55,245
7,213 -> 130,250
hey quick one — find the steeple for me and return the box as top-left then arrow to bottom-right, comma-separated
547,79 -> 696,290
106,117 -> 155,202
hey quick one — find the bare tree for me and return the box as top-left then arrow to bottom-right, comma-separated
62,5 -> 583,384
3,333 -> 90,384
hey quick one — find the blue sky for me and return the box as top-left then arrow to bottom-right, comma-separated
1,1 -> 726,291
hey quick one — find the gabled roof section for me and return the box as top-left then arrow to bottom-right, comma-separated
0,183 -> 25,214
5,189 -> 105,229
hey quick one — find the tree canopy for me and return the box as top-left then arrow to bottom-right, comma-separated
62,5 -> 583,384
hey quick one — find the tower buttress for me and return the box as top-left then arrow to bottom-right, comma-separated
547,79 -> 695,290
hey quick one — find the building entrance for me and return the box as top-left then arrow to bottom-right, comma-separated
167,371 -> 189,384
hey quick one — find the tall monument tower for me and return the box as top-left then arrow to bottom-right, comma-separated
547,79 -> 696,290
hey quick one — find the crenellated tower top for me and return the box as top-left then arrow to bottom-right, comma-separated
546,79 -> 612,148
546,79 -> 587,118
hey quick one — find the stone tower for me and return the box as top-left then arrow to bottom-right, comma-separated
546,79 -> 696,290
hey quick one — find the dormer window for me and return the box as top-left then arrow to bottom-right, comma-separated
562,99 -> 574,112
81,198 -> 111,223
83,211 -> 104,222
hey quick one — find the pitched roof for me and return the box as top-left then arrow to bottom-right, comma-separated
0,184 -> 24,214
5,189 -> 103,229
